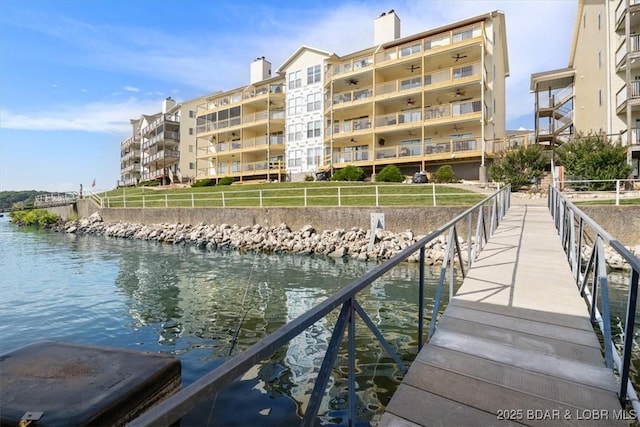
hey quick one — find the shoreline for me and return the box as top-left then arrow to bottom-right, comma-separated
53,212 -> 638,270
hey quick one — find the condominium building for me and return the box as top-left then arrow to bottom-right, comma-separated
119,97 -> 201,187
192,10 -> 510,184
195,58 -> 287,182
323,10 -> 509,181
531,0 -> 640,178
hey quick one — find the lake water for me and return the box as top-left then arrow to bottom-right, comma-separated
0,216 -> 637,426
0,216 -> 448,426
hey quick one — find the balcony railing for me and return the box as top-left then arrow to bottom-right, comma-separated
242,83 -> 285,100
121,135 -> 141,149
374,24 -> 481,65
120,164 -> 140,174
121,151 -> 141,163
617,80 -> 640,107
141,114 -> 179,136
144,149 -> 180,165
326,56 -> 374,79
142,131 -> 180,150
375,109 -> 422,128
330,88 -> 373,106
142,168 -> 173,181
329,118 -> 372,135
616,34 -> 640,66
616,0 -> 640,25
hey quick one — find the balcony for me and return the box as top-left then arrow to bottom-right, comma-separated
120,164 -> 140,174
142,168 -> 173,181
326,55 -> 374,80
121,150 -> 141,163
142,131 -> 180,150
616,81 -> 640,109
328,118 -> 372,136
616,35 -> 640,68
141,114 -> 179,136
375,109 -> 422,128
143,149 -> 180,165
121,135 -> 141,149
330,88 -> 373,107
374,23 -> 482,65
424,99 -> 482,122
616,0 -> 640,29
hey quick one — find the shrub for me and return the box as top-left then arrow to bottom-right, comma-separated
191,178 -> 215,188
217,177 -> 234,186
433,165 -> 457,183
555,133 -> 632,190
375,165 -> 404,182
304,174 -> 315,182
9,209 -> 61,226
331,165 -> 366,181
489,145 -> 548,191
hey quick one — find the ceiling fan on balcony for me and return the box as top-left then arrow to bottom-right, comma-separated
347,78 -> 359,85
452,124 -> 464,132
406,64 -> 420,73
453,88 -> 466,97
452,53 -> 468,62
406,98 -> 416,106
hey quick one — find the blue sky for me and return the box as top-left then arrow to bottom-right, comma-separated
0,0 -> 577,192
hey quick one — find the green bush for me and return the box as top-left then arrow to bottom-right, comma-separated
555,133 -> 632,190
375,165 -> 404,182
191,178 -> 215,187
304,174 -> 315,182
217,177 -> 234,186
331,165 -> 365,181
10,209 -> 61,226
433,165 -> 457,183
489,145 -> 548,191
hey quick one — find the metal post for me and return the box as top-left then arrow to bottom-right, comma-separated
348,299 -> 356,426
259,190 -> 263,208
222,192 -> 226,208
191,193 -> 194,208
142,195 -> 145,209
165,194 -> 168,208
432,182 -> 436,206
467,212 -> 472,268
418,247 -> 425,350
620,269 -> 639,402
304,188 -> 307,207
375,185 -> 379,207
616,179 -> 620,206
338,187 -> 341,207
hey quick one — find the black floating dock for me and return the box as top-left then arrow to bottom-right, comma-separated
0,341 -> 181,427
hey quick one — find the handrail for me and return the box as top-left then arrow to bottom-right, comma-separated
548,185 -> 640,413
33,192 -> 78,208
129,186 -> 511,426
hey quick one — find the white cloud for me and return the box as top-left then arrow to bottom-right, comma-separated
4,1 -> 578,130
0,97 -> 162,134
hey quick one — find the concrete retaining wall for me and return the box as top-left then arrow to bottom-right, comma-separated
65,200 -> 640,245
45,204 -> 78,220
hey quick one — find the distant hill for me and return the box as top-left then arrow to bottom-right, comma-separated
0,191 -> 49,211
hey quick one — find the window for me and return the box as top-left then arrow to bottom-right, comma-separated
306,147 -> 323,166
189,110 -> 195,118
288,70 -> 302,90
189,162 -> 195,170
307,93 -> 322,111
288,97 -> 304,116
400,43 -> 421,57
598,11 -> 602,30
453,65 -> 474,79
452,28 -> 473,42
288,149 -> 302,167
189,144 -> 194,153
306,120 -> 322,138
189,128 -> 194,135
307,65 -> 321,84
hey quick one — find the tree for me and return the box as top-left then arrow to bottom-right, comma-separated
555,134 -> 631,190
489,145 -> 548,191
375,165 -> 404,182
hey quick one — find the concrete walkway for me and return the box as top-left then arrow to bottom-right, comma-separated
379,204 -> 627,426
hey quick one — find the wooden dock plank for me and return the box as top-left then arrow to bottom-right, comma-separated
381,205 -> 628,426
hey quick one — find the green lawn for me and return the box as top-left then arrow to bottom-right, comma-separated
574,198 -> 640,206
95,182 -> 486,208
